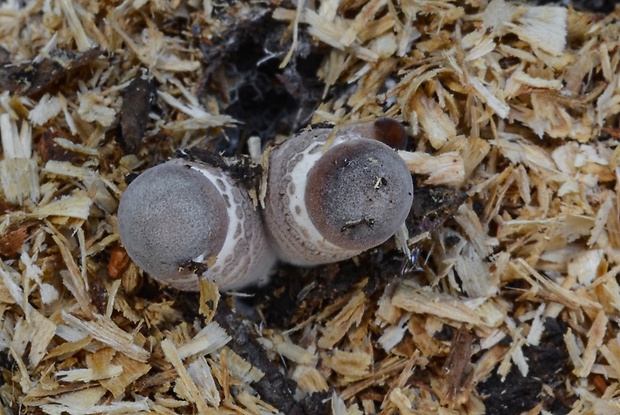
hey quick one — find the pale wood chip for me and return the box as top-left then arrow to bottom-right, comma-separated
157,91 -> 237,131
600,336 -> 620,381
455,242 -> 498,298
36,387 -> 107,413
340,357 -> 413,401
454,204 -> 498,258
45,335 -> 92,362
161,338 -> 211,414
77,91 -> 117,127
292,365 -> 330,393
221,347 -> 264,384
524,304 -> 546,347
187,357 -> 221,407
61,311 -> 150,362
0,115 -> 39,205
398,150 -> 465,185
494,135 -> 559,173
574,310 -> 608,378
513,71 -> 563,89
279,0 -> 304,68
473,345 -> 506,383
274,338 -> 318,365
573,385 -> 620,413
318,291 -> 366,349
56,364 -> 123,382
198,279 -> 220,325
411,94 -> 457,149
21,249 -> 59,305
467,75 -> 510,118
588,193 -> 614,247
592,265 -> 620,315
28,94 -> 63,125
387,388 -> 415,414
441,136 -> 491,178
511,259 -> 602,311
482,0 -> 517,31
176,322 -> 231,360
568,249 -> 604,286
301,9 -> 378,61
331,390 -> 348,415
57,0 -> 93,51
53,137 -> 100,156
392,283 -> 489,327
29,193 -> 92,220
40,400 -> 151,415
51,231 -> 92,313
377,314 -> 409,352
10,310 -> 56,369
375,283 -> 402,326
507,5 -> 567,56
511,341 -> 529,377
99,353 -> 151,398
323,349 -> 372,379
463,33 -> 496,62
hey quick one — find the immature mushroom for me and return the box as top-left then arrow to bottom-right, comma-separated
262,118 -> 414,266
117,158 -> 276,291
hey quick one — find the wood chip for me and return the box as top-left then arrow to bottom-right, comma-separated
61,311 -> 149,363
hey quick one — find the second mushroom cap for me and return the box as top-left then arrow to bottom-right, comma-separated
262,120 -> 414,266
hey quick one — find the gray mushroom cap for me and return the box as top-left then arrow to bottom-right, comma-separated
117,161 -> 229,284
305,138 -> 413,250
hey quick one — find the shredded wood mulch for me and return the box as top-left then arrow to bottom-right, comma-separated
1,0 -> 620,414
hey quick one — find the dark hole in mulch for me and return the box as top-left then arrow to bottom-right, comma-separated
478,318 -> 573,415
198,8 -> 327,156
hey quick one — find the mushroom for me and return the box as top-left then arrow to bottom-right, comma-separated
262,118 -> 414,266
117,158 -> 276,291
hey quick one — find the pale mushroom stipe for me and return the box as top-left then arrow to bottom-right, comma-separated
117,158 -> 276,291
262,118 -> 414,266
117,118 -> 414,290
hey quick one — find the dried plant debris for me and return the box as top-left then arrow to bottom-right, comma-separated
406,182 -> 469,238
0,48 -> 105,96
1,0 -> 620,414
117,74 -> 157,152
176,147 -> 263,185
